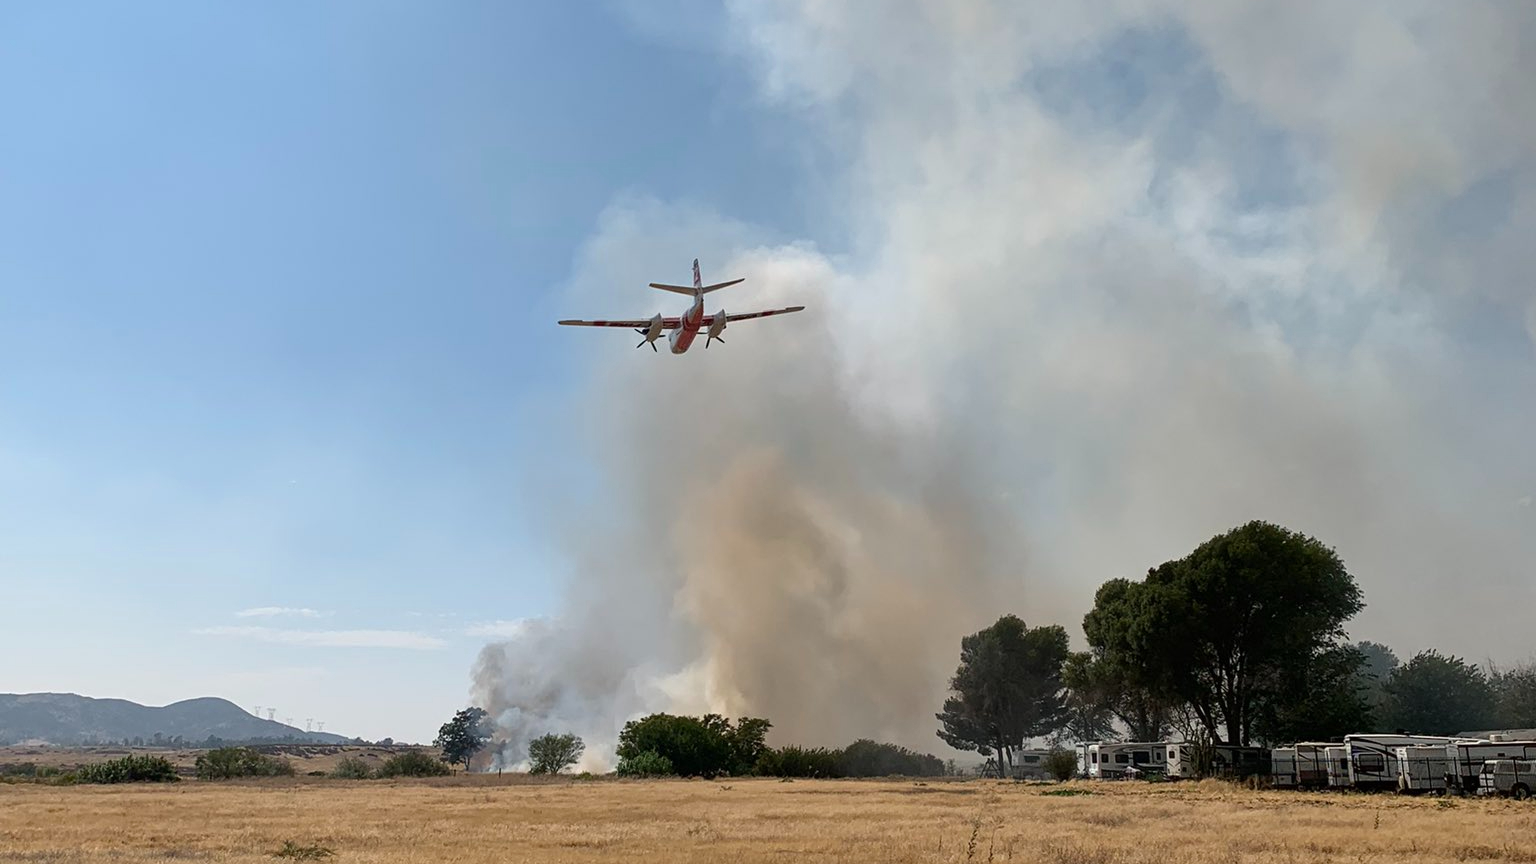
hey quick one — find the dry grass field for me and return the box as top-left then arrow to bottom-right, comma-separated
4,777 -> 1536,864
0,745 -> 425,776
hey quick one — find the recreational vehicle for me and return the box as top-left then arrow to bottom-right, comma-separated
1342,734 -> 1460,791
1009,749 -> 1053,780
1324,745 -> 1352,788
1165,743 -> 1269,779
1270,747 -> 1298,788
1394,745 -> 1456,793
1085,742 -> 1170,779
1289,743 -> 1344,789
1448,737 -> 1536,793
1476,759 -> 1536,799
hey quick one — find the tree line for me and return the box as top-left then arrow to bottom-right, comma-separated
933,520 -> 1535,775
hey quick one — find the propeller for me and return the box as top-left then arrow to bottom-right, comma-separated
706,334 -> 724,348
634,328 -> 657,351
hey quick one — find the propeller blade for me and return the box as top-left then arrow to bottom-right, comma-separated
650,341 -> 657,352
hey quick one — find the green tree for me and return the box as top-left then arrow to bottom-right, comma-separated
1254,643 -> 1374,744
720,716 -> 772,776
616,713 -> 731,778
1083,521 -> 1364,746
527,733 -> 585,775
330,756 -> 373,780
433,707 -> 491,772
936,615 -> 1071,775
1381,650 -> 1497,735
1490,661 -> 1536,729
1058,652 -> 1118,743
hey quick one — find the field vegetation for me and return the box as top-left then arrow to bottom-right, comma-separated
3,776 -> 1535,863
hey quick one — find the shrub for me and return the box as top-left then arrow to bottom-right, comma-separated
838,740 -> 945,777
1043,748 -> 1078,782
273,841 -> 334,860
616,714 -> 730,778
195,747 -> 295,780
377,751 -> 451,778
528,733 -> 585,775
77,755 -> 180,784
615,749 -> 673,777
758,745 -> 843,778
331,757 -> 374,780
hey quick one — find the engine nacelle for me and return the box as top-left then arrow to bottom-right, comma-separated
644,312 -> 665,341
708,310 -> 727,338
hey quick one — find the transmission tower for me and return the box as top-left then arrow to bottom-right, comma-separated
316,721 -> 325,733
306,718 -> 313,733
266,708 -> 276,722
253,705 -> 262,716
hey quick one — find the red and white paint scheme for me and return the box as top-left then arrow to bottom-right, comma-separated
559,259 -> 804,354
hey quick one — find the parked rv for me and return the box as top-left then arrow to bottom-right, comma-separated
1448,738 -> 1536,793
1324,745 -> 1351,788
1085,742 -> 1170,779
1009,749 -> 1054,780
1342,734 -> 1461,791
1395,745 -> 1456,793
1165,742 -> 1269,779
1271,747 -> 1298,788
1283,742 -> 1344,789
1477,759 -> 1536,799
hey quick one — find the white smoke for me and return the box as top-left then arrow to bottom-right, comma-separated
474,1 -> 1536,769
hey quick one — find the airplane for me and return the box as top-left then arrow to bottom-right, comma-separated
558,259 -> 804,354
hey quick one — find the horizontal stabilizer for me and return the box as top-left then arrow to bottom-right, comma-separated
648,283 -> 697,296
698,278 -> 745,294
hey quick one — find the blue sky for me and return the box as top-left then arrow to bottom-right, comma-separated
0,1 -> 815,742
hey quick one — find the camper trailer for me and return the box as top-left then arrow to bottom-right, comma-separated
1448,737 -> 1536,793
1085,742 -> 1170,779
1395,745 -> 1456,793
1165,743 -> 1270,779
1324,745 -> 1352,788
1074,742 -> 1097,779
1343,734 -> 1461,791
1271,747 -> 1298,788
1290,743 -> 1344,789
1009,749 -> 1054,780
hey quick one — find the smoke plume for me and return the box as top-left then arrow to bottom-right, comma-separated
475,2 -> 1536,769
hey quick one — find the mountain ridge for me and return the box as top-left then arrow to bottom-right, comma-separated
0,692 -> 349,745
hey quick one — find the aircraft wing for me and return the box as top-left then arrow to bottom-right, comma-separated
723,306 -> 805,322
558,318 -> 683,328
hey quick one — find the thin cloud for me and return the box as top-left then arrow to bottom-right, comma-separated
465,619 -> 535,639
236,607 -> 329,619
195,626 -> 446,650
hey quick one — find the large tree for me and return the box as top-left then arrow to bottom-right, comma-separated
936,615 -> 1070,774
1490,661 -> 1536,729
434,707 -> 491,772
1381,650 -> 1497,735
1254,643 -> 1374,745
1060,650 -> 1169,742
1084,520 -> 1364,746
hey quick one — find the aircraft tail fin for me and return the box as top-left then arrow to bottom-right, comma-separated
693,258 -> 702,290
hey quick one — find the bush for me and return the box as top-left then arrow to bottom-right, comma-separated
615,749 -> 673,777
838,740 -> 945,777
331,757 -> 374,780
377,751 -> 451,778
528,733 -> 585,775
1043,748 -> 1078,782
77,755 -> 180,784
757,745 -> 844,778
194,747 -> 295,780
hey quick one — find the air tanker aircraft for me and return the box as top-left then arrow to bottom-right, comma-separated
558,259 -> 804,353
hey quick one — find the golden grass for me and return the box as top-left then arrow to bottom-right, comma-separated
3,777 -> 1535,863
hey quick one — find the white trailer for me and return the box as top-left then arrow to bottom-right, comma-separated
1324,745 -> 1351,788
1286,742 -> 1344,789
1343,734 -> 1461,791
1448,738 -> 1536,793
1074,742 -> 1097,779
1165,743 -> 1270,780
1009,749 -> 1054,780
1085,742 -> 1170,779
1477,759 -> 1536,799
1271,747 -> 1298,788
1395,744 -> 1456,793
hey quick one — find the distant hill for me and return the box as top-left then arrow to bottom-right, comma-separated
0,693 -> 349,745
